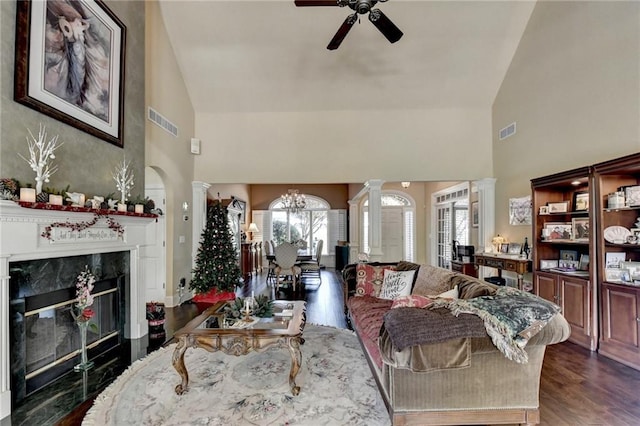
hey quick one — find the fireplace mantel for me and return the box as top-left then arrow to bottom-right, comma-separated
0,200 -> 157,419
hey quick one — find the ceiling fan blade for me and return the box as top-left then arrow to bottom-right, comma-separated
327,13 -> 357,50
368,9 -> 403,44
294,0 -> 340,6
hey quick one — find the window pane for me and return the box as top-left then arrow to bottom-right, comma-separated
271,211 -> 288,245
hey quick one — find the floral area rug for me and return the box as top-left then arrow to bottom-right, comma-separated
83,324 -> 390,426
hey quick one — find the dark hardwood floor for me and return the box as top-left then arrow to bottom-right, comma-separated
10,268 -> 640,425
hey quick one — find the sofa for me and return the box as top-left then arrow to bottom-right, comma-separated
343,261 -> 571,426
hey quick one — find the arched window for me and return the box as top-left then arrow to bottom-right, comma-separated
269,195 -> 330,254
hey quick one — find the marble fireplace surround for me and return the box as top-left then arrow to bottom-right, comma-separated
0,201 -> 156,420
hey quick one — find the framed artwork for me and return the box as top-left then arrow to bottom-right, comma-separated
605,268 -> 629,283
579,254 -> 590,271
547,201 -> 569,213
571,217 -> 590,241
500,243 -> 509,254
539,206 -> 549,215
509,196 -> 532,225
471,201 -> 479,227
236,199 -> 247,224
14,0 -> 126,147
573,191 -> 589,212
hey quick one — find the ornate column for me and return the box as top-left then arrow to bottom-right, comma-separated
125,247 -> 147,339
0,256 -> 10,421
366,179 -> 384,261
348,199 -> 360,263
191,181 -> 211,269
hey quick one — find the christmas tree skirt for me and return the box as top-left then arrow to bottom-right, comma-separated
192,288 -> 236,310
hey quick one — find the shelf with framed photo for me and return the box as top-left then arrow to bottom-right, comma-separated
593,152 -> 640,369
531,166 -> 596,351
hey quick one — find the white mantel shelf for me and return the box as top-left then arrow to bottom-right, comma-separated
0,200 -> 157,420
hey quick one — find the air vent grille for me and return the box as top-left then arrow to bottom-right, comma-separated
148,107 -> 178,137
499,122 -> 516,140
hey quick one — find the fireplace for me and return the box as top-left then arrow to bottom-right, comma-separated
0,200 -> 156,420
9,253 -> 127,403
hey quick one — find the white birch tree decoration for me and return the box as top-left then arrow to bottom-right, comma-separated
112,157 -> 134,204
18,124 -> 63,194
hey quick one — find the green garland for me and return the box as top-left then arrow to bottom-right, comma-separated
224,295 -> 274,319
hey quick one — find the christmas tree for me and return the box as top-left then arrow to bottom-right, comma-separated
190,200 -> 242,294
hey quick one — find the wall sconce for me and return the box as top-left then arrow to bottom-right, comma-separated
401,181 -> 411,189
247,223 -> 259,240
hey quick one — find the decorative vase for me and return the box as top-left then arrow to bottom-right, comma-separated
74,321 -> 94,372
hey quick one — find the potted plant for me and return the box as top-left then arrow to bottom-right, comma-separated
191,200 -> 241,307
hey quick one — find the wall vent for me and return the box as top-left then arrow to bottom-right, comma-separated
148,107 -> 178,137
499,122 -> 516,140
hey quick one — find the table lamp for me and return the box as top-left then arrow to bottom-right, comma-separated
247,223 -> 259,240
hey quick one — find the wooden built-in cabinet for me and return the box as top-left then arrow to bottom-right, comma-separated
531,167 -> 597,350
535,271 -> 593,349
593,152 -> 640,370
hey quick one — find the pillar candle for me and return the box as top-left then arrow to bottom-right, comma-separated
19,188 -> 36,203
134,204 -> 144,214
49,194 -> 63,206
117,203 -> 127,212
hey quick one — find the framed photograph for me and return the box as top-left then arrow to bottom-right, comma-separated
508,243 -> 522,255
540,259 -> 559,270
571,217 -> 590,241
605,252 -> 626,268
544,222 -> 572,240
572,191 -> 589,212
539,206 -> 549,215
547,201 -> 569,213
471,201 -> 479,227
605,268 -> 629,282
560,250 -> 579,261
14,0 -> 126,147
500,243 -> 509,254
620,261 -> 640,280
559,259 -> 579,270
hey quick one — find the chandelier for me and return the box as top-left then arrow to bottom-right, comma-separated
281,189 -> 306,214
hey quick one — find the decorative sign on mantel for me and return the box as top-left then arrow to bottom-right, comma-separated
42,225 -> 123,244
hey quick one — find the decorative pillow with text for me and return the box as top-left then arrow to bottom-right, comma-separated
379,269 -> 416,300
356,264 -> 397,297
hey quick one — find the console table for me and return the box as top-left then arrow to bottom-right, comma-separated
474,253 -> 532,290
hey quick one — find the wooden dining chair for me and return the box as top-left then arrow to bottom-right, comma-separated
274,242 -> 301,294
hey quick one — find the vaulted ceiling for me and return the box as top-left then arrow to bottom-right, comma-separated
159,0 -> 537,115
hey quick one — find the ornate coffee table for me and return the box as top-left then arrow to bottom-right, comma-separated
172,300 -> 306,396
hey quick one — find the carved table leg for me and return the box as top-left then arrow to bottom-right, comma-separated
287,336 -> 303,396
172,337 -> 190,395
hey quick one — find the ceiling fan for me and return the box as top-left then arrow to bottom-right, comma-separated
294,0 -> 403,50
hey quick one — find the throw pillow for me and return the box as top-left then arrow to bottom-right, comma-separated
431,285 -> 459,300
379,269 -> 416,300
391,295 -> 434,309
412,265 -> 457,296
355,263 -> 397,297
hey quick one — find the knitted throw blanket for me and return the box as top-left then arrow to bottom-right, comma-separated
430,286 -> 561,363
383,307 -> 487,351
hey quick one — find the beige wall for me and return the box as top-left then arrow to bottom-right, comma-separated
145,0 -> 196,301
193,108 -> 493,184
493,1 -> 640,248
0,0 -> 145,199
